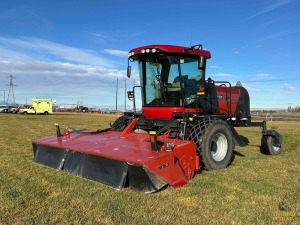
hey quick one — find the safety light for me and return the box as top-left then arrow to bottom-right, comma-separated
64,127 -> 70,139
140,48 -> 158,54
127,91 -> 134,100
128,52 -> 134,57
54,123 -> 63,137
197,87 -> 206,96
149,131 -> 159,151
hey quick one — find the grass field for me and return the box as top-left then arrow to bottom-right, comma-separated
0,113 -> 299,224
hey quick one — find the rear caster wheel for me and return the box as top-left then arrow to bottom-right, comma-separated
261,131 -> 282,155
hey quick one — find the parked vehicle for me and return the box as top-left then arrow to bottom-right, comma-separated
0,105 -> 8,113
19,98 -> 54,115
2,105 -> 18,113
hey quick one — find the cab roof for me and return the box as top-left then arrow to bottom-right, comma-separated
128,44 -> 211,58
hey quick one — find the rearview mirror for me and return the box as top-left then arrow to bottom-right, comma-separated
127,66 -> 131,78
198,55 -> 206,70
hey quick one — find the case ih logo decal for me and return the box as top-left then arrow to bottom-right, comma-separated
157,162 -> 169,170
217,95 -> 238,101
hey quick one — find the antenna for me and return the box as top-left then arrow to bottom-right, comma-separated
190,31 -> 193,46
6,75 -> 16,105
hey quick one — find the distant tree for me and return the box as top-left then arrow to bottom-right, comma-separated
287,105 -> 300,112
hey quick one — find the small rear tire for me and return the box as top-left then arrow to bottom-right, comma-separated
261,132 -> 282,155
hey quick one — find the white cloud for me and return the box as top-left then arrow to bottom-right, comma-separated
0,47 -> 31,60
0,57 -> 131,107
0,37 -> 134,107
259,29 -> 300,42
249,0 -> 294,19
282,83 -> 297,91
210,65 -> 222,69
243,84 -> 259,92
103,49 -> 128,57
0,58 -> 126,79
0,36 -> 114,67
255,73 -> 272,79
88,32 -> 107,38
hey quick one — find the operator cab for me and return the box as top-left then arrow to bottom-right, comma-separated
127,45 -> 211,118
139,55 -> 201,107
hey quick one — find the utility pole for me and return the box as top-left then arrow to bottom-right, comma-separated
6,75 -> 16,105
115,78 -> 118,112
0,90 -> 5,104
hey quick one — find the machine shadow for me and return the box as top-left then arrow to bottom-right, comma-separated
232,135 -> 249,157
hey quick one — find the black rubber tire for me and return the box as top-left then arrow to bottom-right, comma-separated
187,118 -> 233,170
261,134 -> 282,155
111,115 -> 132,131
44,111 -> 49,115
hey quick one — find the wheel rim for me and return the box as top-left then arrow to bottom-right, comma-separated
271,137 -> 281,152
210,133 -> 228,162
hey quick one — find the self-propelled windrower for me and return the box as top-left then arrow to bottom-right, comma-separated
32,44 -> 282,193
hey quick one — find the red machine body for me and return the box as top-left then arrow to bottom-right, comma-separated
32,43 -> 281,193
142,86 -> 241,119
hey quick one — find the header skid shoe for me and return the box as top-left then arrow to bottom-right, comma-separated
32,120 -> 198,193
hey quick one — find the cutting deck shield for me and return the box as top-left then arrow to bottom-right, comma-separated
32,119 -> 197,193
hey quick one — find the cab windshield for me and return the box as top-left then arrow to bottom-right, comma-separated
138,55 -> 201,107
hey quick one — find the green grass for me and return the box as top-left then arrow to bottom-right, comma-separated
0,113 -> 299,224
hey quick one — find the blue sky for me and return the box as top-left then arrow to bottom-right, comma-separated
0,0 -> 299,109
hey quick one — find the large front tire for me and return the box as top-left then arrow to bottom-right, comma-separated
201,120 -> 233,170
187,119 -> 233,170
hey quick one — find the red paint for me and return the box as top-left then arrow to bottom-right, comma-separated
129,44 -> 211,58
215,86 -> 240,117
142,107 -> 185,119
32,121 -> 198,188
141,86 -> 241,119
